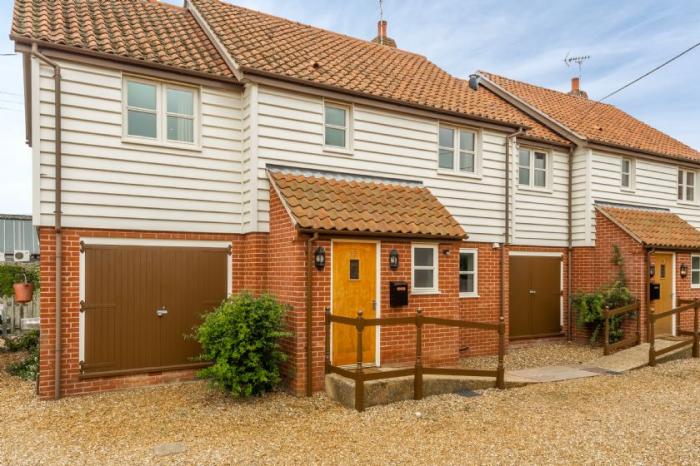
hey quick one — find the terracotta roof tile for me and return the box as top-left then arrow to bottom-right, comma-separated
482,72 -> 700,162
11,0 -> 234,79
269,171 -> 466,239
597,206 -> 700,249
189,0 -> 568,145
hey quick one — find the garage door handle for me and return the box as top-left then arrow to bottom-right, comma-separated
529,289 -> 536,295
156,307 -> 168,317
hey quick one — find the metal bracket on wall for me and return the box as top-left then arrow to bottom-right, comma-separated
79,300 -> 86,313
79,241 -> 85,253
227,244 -> 232,256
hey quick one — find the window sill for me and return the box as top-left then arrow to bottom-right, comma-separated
122,136 -> 202,152
517,185 -> 553,195
411,290 -> 441,296
691,284 -> 700,289
459,293 -> 479,299
322,146 -> 353,157
620,188 -> 636,194
437,169 -> 482,180
677,200 -> 698,207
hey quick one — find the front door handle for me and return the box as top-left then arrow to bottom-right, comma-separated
156,306 -> 168,317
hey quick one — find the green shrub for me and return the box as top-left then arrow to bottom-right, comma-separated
573,281 -> 635,344
3,330 -> 40,381
2,329 -> 39,352
0,263 -> 40,298
193,293 -> 290,397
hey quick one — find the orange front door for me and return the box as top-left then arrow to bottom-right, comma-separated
650,253 -> 674,336
332,242 -> 377,366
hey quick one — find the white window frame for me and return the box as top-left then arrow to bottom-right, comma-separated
459,248 -> 478,298
323,100 -> 352,153
122,76 -> 200,149
411,244 -> 439,295
691,255 -> 700,289
437,124 -> 481,177
621,157 -> 635,191
517,147 -> 551,191
678,168 -> 696,203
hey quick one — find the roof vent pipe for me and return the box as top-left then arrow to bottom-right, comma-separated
468,74 -> 480,91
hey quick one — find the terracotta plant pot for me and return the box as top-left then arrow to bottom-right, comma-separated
13,283 -> 34,303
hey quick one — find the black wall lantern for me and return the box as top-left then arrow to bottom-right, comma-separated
314,247 -> 326,270
389,249 -> 400,270
680,263 -> 688,279
649,264 -> 656,278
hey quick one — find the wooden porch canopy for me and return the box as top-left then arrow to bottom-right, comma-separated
597,205 -> 700,250
268,170 -> 467,240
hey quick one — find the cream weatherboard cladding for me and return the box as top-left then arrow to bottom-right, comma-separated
33,58 -> 245,233
251,85 -> 571,245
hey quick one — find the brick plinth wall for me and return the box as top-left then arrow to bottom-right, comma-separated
37,227 -> 267,399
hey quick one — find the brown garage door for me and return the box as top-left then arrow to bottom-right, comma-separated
509,255 -> 561,339
81,244 -> 228,377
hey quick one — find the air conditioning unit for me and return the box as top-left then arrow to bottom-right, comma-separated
13,250 -> 31,263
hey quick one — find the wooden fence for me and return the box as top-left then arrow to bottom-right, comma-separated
603,302 -> 641,355
325,308 -> 505,412
0,295 -> 40,335
649,298 -> 700,366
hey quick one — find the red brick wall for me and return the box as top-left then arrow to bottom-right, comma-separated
37,227 -> 266,399
571,212 -> 647,342
673,252 -> 699,334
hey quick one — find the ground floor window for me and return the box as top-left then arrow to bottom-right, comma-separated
459,249 -> 478,297
412,244 -> 438,294
692,255 -> 700,287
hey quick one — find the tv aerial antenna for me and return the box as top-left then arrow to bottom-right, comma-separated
564,52 -> 590,79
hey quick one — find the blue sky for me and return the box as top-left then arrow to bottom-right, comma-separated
0,0 -> 698,214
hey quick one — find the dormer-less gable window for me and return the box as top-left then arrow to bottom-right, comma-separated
438,125 -> 478,174
621,158 -> 634,189
324,101 -> 351,150
124,77 -> 198,146
678,168 -> 696,202
518,148 -> 548,189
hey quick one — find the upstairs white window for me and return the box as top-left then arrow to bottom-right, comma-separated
678,169 -> 696,202
438,125 -> 478,174
459,249 -> 478,297
412,244 -> 438,294
324,102 -> 350,149
621,158 -> 634,189
518,148 -> 548,189
124,78 -> 198,145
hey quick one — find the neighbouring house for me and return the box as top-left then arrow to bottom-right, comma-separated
0,214 -> 39,262
9,0 -> 700,399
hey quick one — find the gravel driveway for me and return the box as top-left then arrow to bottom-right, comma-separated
1,351 -> 699,465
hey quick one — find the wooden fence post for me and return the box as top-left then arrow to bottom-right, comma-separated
324,308 -> 331,373
693,301 -> 699,359
603,306 -> 610,356
414,308 -> 423,400
496,315 -> 505,389
636,303 -> 642,346
355,309 -> 364,412
649,306 -> 656,367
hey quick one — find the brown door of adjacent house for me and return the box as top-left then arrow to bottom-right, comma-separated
650,252 -> 674,336
82,245 -> 228,377
332,242 -> 377,366
509,255 -> 562,339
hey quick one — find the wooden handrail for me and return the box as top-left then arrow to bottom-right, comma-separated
325,307 -> 505,411
603,302 -> 641,356
649,299 -> 700,366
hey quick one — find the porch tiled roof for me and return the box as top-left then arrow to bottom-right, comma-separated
11,0 -> 234,79
269,171 -> 466,239
597,206 -> 700,249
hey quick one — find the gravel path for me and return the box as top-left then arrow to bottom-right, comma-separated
1,351 -> 699,465
462,342 -> 601,371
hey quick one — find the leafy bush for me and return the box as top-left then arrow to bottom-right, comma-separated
0,263 -> 39,298
193,293 -> 290,397
573,281 -> 635,344
3,330 -> 40,381
2,329 -> 39,352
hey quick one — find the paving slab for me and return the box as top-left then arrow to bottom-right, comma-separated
507,365 -> 601,383
587,339 -> 690,373
153,442 -> 187,457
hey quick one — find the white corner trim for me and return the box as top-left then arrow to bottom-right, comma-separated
248,84 -> 260,231
31,56 -> 41,226
186,0 -> 245,82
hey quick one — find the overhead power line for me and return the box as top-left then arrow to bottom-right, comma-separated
576,40 -> 700,126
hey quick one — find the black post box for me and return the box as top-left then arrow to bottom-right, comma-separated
389,281 -> 409,307
649,283 -> 661,301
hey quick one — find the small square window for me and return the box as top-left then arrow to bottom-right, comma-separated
679,169 -> 696,202
438,125 -> 478,174
324,103 -> 350,149
692,256 -> 700,287
518,148 -> 549,189
459,249 -> 478,297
